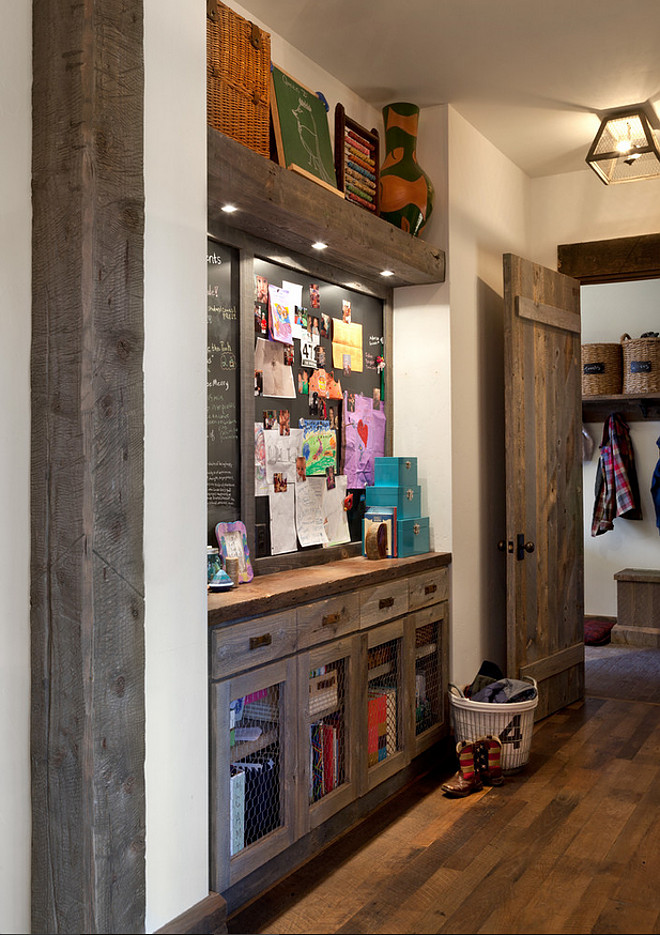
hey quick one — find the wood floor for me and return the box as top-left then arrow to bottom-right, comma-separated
228,649 -> 660,935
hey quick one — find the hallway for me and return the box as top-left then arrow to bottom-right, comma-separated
228,655 -> 660,934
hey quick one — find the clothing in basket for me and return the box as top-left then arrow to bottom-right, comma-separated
471,678 -> 538,704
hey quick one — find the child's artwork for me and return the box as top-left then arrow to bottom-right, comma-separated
215,520 -> 253,583
301,419 -> 337,476
342,392 -> 386,488
268,284 -> 293,345
254,423 -> 268,495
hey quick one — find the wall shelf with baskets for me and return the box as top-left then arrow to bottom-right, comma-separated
582,393 -> 660,422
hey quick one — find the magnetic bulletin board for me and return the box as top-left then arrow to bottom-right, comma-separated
252,256 -> 385,558
207,237 -> 387,563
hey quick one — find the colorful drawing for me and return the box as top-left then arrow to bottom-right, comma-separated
268,284 -> 293,345
301,419 -> 337,476
343,392 -> 386,488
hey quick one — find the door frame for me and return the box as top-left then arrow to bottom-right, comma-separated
558,232 -> 660,284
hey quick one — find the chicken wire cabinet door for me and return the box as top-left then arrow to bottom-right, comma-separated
297,635 -> 360,833
364,618 -> 409,792
408,604 -> 449,755
210,655 -> 297,892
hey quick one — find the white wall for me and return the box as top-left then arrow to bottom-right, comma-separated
143,0 -> 209,930
581,280 -> 660,616
445,108 -> 531,686
393,105 -> 451,556
531,170 -> 660,271
0,4 -> 32,933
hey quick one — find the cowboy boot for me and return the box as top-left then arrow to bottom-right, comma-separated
475,734 -> 504,785
441,740 -> 483,797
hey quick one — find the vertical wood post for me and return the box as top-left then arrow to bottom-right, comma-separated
31,1 -> 145,932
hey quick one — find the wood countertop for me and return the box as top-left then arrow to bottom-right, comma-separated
208,552 -> 451,627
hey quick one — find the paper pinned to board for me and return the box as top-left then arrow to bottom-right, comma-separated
332,318 -> 363,372
295,476 -> 328,547
322,474 -> 350,546
269,483 -> 297,554
342,392 -> 386,488
255,422 -> 269,495
301,419 -> 337,476
263,427 -> 303,485
268,284 -> 293,345
255,337 -> 296,398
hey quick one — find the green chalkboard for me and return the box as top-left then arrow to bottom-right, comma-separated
270,64 -> 339,194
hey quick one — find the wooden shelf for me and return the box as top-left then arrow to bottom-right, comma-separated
582,393 -> 660,422
207,128 -> 445,290
415,642 -> 437,660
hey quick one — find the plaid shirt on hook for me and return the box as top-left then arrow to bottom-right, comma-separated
591,412 -> 642,536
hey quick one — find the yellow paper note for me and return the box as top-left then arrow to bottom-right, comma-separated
332,319 -> 363,372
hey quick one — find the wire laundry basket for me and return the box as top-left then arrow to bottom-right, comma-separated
448,677 -> 538,772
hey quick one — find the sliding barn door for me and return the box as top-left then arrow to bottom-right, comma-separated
503,254 -> 584,720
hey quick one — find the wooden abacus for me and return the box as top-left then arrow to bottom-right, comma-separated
334,103 -> 380,215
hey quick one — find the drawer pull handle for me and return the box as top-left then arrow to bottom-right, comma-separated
379,597 -> 394,609
249,633 -> 272,650
425,584 -> 437,595
322,611 -> 341,627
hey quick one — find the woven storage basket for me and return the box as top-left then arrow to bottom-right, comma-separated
207,0 -> 271,158
581,342 -> 622,396
448,678 -> 538,772
621,333 -> 660,394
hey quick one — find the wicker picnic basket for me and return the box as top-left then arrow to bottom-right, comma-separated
206,0 -> 271,158
621,332 -> 660,394
581,342 -> 622,396
448,678 -> 538,772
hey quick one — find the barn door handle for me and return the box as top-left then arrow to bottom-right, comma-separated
497,540 -> 514,553
516,534 -> 535,560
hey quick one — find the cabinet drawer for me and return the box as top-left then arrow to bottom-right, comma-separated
409,567 -> 448,611
297,593 -> 360,649
210,611 -> 296,680
359,578 -> 409,629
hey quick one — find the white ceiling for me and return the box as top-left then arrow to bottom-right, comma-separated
238,0 -> 660,178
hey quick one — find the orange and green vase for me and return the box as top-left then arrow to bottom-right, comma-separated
379,102 -> 434,238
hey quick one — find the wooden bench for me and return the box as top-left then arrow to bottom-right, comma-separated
613,568 -> 660,648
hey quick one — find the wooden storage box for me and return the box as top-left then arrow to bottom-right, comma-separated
206,0 -> 271,158
374,457 -> 418,487
613,568 -> 660,647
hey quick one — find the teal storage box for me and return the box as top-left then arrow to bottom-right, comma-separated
374,457 -> 417,487
365,484 -> 422,519
397,517 -> 430,557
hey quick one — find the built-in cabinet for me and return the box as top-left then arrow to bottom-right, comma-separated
207,125 -> 448,916
208,553 -> 450,908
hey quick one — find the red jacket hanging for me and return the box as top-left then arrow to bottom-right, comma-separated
591,413 -> 642,536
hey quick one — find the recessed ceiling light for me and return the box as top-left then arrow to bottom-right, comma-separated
221,203 -> 238,214
312,241 -> 328,250
380,269 -> 394,277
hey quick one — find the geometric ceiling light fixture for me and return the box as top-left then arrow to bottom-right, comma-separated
586,106 -> 660,184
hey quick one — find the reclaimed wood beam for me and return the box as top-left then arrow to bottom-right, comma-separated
558,233 -> 660,284
31,1 -> 145,932
208,128 -> 445,288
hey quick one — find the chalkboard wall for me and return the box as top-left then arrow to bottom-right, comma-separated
207,241 -> 241,537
